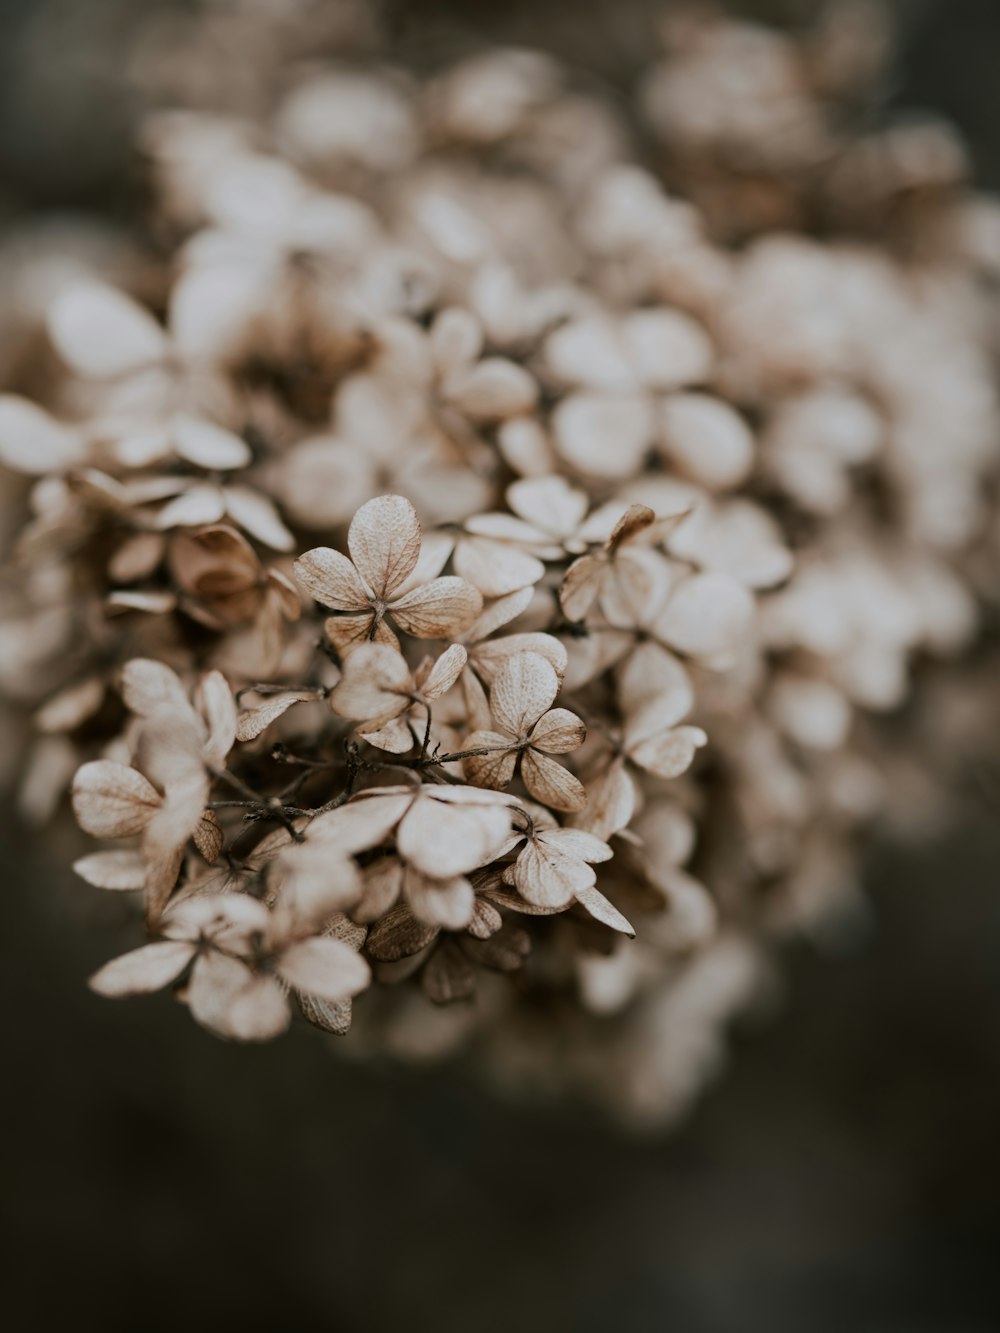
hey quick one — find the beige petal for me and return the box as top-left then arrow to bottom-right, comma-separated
529,707 -> 586,754
222,486 -> 295,551
656,573 -> 755,659
0,395 -> 85,474
187,951 -> 258,1036
309,793 -> 413,853
294,546 -> 371,610
460,669 -> 493,732
570,757 -> 635,840
74,849 -> 147,891
489,651 -> 559,738
419,644 -> 468,700
573,883 -> 635,936
195,670 -> 237,767
173,415 -> 251,471
221,974 -> 293,1041
35,677 -> 105,734
119,659 -> 191,719
627,724 -> 707,779
235,692 -> 317,742
404,869 -> 475,929
277,937 -> 371,1001
559,553 -> 606,622
616,641 -> 692,717
365,903 -> 439,961
521,749 -> 587,813
48,282 -> 168,379
354,857 -> 405,923
537,828 -> 613,864
507,475 -> 589,538
272,842 -> 363,924
461,730 -> 518,791
72,760 -> 162,838
398,788 -> 513,878
108,532 -> 166,584
513,839 -> 591,908
471,632 -> 567,686
552,391 -> 652,480
330,642 -> 412,720
447,358 -> 537,419
357,715 -> 415,753
600,549 -> 674,625
89,941 -> 195,997
390,576 -> 482,638
454,536 -> 545,598
348,493 -> 421,599
463,586 -> 535,642
156,485 -> 228,531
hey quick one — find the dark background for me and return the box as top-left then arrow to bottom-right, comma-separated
2,3 -> 999,1330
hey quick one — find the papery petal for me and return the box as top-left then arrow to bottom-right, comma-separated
390,576 -> 482,638
294,546 -> 371,611
348,493 -> 421,599
398,788 -> 513,878
513,838 -> 591,908
222,486 -> 295,551
72,761 -> 162,838
419,644 -> 468,700
462,731 -> 519,791
48,282 -> 168,379
330,642 -> 412,719
277,937 -> 371,1001
489,651 -> 558,738
627,723 -> 707,779
173,415 -> 252,470
454,536 -> 545,598
404,869 -> 475,929
507,475 -> 589,538
573,883 -> 634,936
521,749 -> 587,813
529,707 -> 586,754
89,941 -> 195,996
74,849 -> 147,891
365,904 -> 438,961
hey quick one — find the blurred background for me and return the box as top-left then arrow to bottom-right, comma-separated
2,2 -> 999,1330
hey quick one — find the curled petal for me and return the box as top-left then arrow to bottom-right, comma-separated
235,692 -> 318,742
419,643 -> 468,700
559,553 -> 606,622
627,724 -> 707,779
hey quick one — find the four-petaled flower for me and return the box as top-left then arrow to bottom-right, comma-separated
294,494 -> 483,653
464,651 -> 588,812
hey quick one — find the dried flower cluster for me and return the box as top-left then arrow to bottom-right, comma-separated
1,1 -> 998,1123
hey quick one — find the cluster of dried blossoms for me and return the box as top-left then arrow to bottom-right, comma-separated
1,2 -> 998,1123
